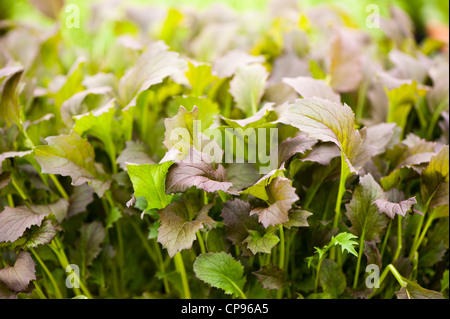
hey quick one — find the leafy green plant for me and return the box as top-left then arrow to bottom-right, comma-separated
0,0 -> 448,300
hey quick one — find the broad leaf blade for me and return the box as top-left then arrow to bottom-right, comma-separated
193,252 -> 246,297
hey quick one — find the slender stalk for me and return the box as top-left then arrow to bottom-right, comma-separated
330,153 -> 350,260
33,281 -> 47,299
7,194 -> 14,207
409,204 -> 428,258
174,252 -> 191,299
392,216 -> 402,263
353,232 -> 365,289
11,178 -> 27,200
49,174 -> 69,201
412,209 -> 436,256
277,225 -> 285,299
314,256 -> 325,293
196,231 -> 206,254
370,264 -> 407,298
30,248 -> 63,299
130,219 -> 170,293
380,220 -> 392,260
50,236 -> 93,299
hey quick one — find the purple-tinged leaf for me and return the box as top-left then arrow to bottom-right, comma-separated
282,76 -> 340,103
221,199 -> 262,256
328,28 -> 363,93
71,221 -> 106,268
158,200 -> 214,258
283,208 -> 312,229
117,141 -> 154,170
0,199 -> 68,243
0,151 -> 33,174
276,133 -> 317,168
364,240 -> 381,268
118,42 -> 187,106
0,251 -> 35,293
373,196 -> 417,219
253,264 -> 285,290
396,281 -> 444,299
213,50 -> 265,79
67,183 -> 94,219
165,148 -> 233,194
300,143 -> 341,166
277,97 -> 370,173
250,177 -> 299,227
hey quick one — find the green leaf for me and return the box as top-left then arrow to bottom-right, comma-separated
346,174 -> 388,243
193,252 -> 246,297
241,169 -> 285,201
127,161 -> 174,211
229,64 -> 268,116
421,145 -> 449,207
329,232 -> 359,257
34,131 -> 110,196
185,62 -> 219,97
0,66 -> 24,127
163,105 -> 199,155
386,82 -> 426,132
319,259 -> 346,298
73,100 -> 133,172
157,200 -> 214,257
277,97 -> 369,173
243,229 -> 279,254
441,270 -> 449,293
173,96 -> 219,130
53,58 -> 85,109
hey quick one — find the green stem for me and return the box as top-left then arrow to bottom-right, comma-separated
49,174 -> 69,201
30,248 -> 63,299
50,236 -> 93,299
33,280 -> 47,299
330,153 -> 350,260
174,252 -> 191,299
392,216 -> 402,263
409,204 -> 428,258
380,219 -> 392,261
370,264 -> 407,298
196,231 -> 206,254
6,194 -> 14,207
314,256 -> 325,293
11,178 -> 27,200
412,209 -> 436,256
353,232 -> 365,289
277,225 -> 285,299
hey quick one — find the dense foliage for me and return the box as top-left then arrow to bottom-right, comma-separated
0,0 -> 448,299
